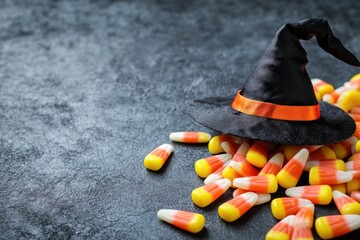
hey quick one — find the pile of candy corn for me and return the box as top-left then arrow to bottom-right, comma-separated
144,74 -> 360,239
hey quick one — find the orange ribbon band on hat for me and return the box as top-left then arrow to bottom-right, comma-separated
231,91 -> 320,121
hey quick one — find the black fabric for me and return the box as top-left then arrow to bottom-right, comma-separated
242,18 -> 360,105
190,98 -> 355,145
192,18 -> 359,145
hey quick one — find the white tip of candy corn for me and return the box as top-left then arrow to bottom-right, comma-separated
157,209 -> 176,223
235,142 -> 250,157
216,178 -> 232,190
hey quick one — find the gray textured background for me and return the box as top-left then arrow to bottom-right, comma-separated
1,0 -> 360,239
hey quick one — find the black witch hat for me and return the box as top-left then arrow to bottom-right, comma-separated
191,18 -> 360,145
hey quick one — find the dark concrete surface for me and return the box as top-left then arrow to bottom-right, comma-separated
1,0 -> 360,239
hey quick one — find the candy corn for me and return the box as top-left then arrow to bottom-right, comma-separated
285,185 -> 332,205
204,161 -> 229,184
347,179 -> 360,195
315,214 -> 360,239
311,78 -> 334,100
346,159 -> 360,170
221,166 -> 241,187
291,225 -> 314,240
351,191 -> 360,202
336,89 -> 360,112
191,179 -> 231,207
332,190 -> 360,215
194,154 -> 232,178
232,189 -> 271,205
144,144 -> 173,171
351,139 -> 360,154
234,142 -> 250,157
322,86 -> 347,104
246,141 -> 269,168
233,174 -> 278,193
169,131 -> 211,143
308,146 -> 336,161
230,158 -> 259,176
221,141 -> 241,155
265,215 -> 295,240
283,145 -> 321,161
259,153 -> 284,176
208,134 -> 238,154
218,192 -> 258,222
309,166 -> 353,185
304,159 -> 346,172
331,183 -> 346,194
294,204 -> 314,228
271,197 -> 312,220
276,149 -> 309,189
157,209 -> 205,233
330,137 -> 357,159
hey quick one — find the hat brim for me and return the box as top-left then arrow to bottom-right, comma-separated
189,97 -> 356,145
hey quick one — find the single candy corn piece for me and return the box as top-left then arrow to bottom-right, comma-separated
285,185 -> 332,205
351,140 -> 360,154
191,178 -> 231,207
208,134 -> 236,154
333,190 -> 360,215
351,191 -> 360,202
232,189 -> 271,205
311,78 -> 334,99
221,141 -> 241,155
222,166 -> 241,187
276,149 -> 309,189
350,73 -> 360,82
346,159 -> 360,170
259,153 -> 284,176
294,204 -> 315,228
218,192 -> 258,222
315,214 -> 360,239
246,141 -> 269,168
347,179 -> 360,195
283,145 -> 321,161
204,161 -> 229,184
291,225 -> 314,240
271,197 -> 312,220
330,137 -> 357,159
157,209 -> 205,233
233,174 -> 278,193
309,166 -> 353,185
308,146 -> 336,161
265,215 -> 295,240
144,144 -> 173,171
230,158 -> 259,176
331,183 -> 347,194
304,159 -> 346,172
336,90 -> 360,112
194,154 -> 232,178
169,132 -> 211,143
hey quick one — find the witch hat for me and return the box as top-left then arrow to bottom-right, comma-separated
191,18 -> 360,145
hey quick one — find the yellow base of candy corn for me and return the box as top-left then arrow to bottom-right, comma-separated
144,155 -> 164,171
318,185 -> 333,205
187,214 -> 206,233
265,231 -> 290,240
332,145 -> 348,159
276,170 -> 298,189
198,133 -> 212,143
340,202 -> 360,215
191,188 -> 213,207
194,159 -> 212,178
309,167 -> 321,185
271,199 -> 287,220
246,152 -> 267,168
315,217 -> 333,239
208,136 -> 224,154
218,203 -> 241,222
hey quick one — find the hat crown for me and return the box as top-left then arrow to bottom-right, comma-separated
241,18 -> 360,106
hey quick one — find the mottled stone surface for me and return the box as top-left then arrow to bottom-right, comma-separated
1,0 -> 359,239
